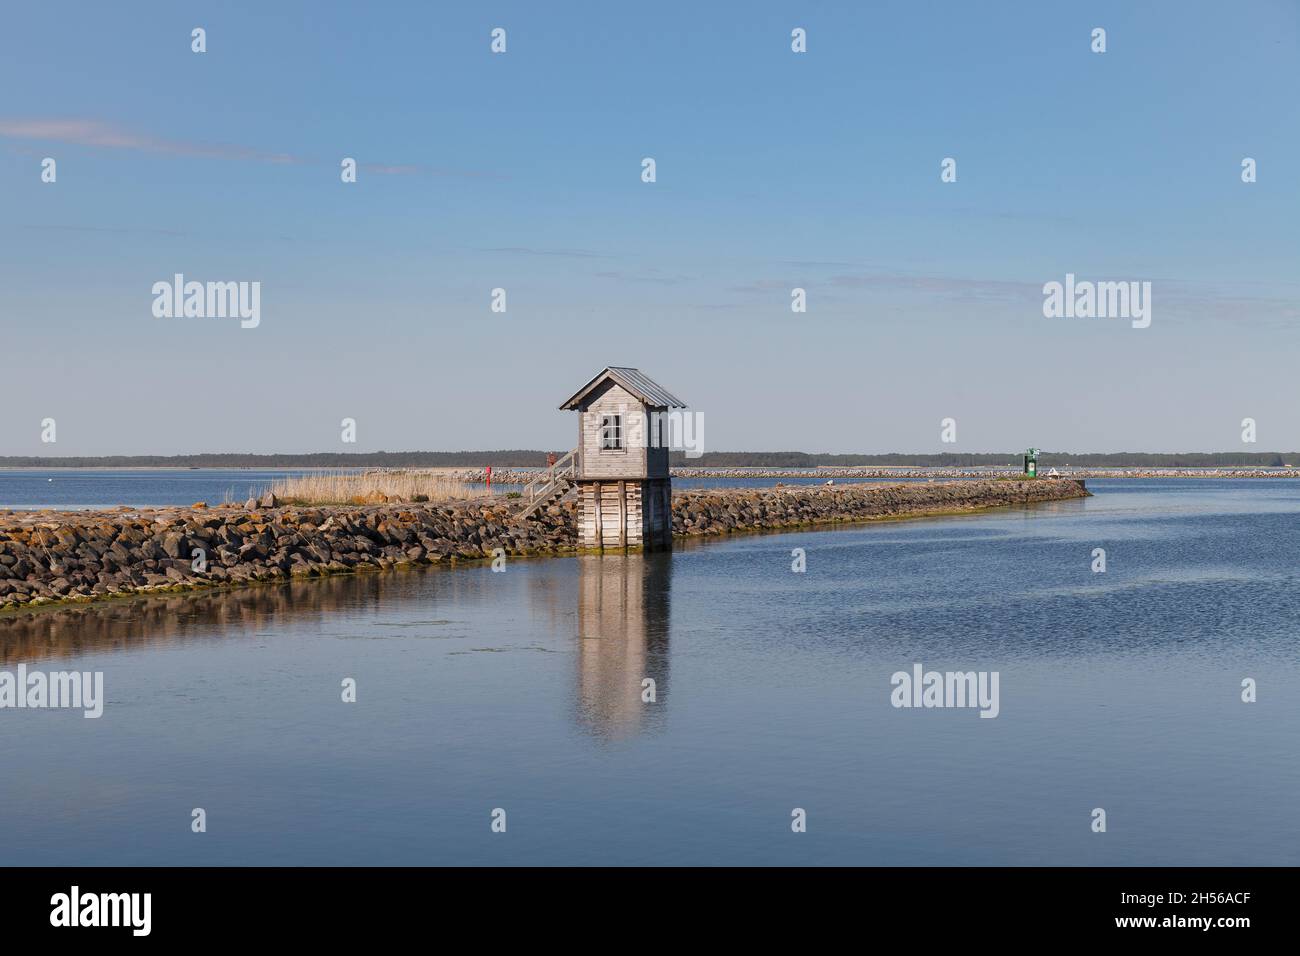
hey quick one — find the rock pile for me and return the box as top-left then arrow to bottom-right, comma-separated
0,479 -> 1088,610
670,479 -> 1088,535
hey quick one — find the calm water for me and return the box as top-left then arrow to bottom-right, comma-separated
1,479 -> 1298,865
0,469 -> 307,510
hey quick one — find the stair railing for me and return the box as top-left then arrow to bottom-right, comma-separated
523,446 -> 579,502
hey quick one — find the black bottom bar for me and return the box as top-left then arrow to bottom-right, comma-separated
0,866 -> 1287,941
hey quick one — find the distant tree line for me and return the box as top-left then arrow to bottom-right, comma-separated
3,450 -> 1299,468
0,451 -> 552,468
669,451 -> 1300,467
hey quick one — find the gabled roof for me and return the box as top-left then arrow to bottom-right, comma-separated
560,367 -> 687,410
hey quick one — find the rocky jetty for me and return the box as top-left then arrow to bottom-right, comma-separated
452,465 -> 1300,483
669,478 -> 1088,535
669,467 -> 1300,480
0,479 -> 1088,611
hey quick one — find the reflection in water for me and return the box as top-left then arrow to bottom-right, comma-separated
574,553 -> 672,740
0,553 -> 678,743
0,573 -> 438,665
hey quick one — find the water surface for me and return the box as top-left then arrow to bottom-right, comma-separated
0,469 -> 304,510
1,479 -> 1297,865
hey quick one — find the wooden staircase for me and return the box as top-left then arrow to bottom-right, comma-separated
517,447 -> 579,519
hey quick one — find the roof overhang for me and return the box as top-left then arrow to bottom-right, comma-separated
559,367 -> 687,410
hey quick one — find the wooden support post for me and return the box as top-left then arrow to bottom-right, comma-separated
661,483 -> 671,548
592,482 -> 602,550
618,481 -> 627,548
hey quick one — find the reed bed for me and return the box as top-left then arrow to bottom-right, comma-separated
265,470 -> 489,506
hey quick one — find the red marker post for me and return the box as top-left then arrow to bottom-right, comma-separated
485,465 -> 492,492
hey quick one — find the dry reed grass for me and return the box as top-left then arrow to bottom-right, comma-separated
265,470 -> 489,506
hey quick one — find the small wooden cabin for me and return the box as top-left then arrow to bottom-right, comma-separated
560,367 -> 686,551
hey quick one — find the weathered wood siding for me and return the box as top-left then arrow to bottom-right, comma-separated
578,381 -> 649,480
577,478 -> 674,551
578,481 -> 641,549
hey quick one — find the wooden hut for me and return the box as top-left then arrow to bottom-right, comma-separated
559,367 -> 686,551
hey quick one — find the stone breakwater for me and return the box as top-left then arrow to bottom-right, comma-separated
670,467 -> 1300,480
670,478 -> 1088,535
456,466 -> 1299,482
0,480 -> 1088,611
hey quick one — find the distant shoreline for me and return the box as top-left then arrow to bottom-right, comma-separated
3,465 -> 1299,481
0,466 -> 342,472
4,450 -> 1300,469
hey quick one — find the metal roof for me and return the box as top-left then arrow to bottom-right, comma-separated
559,367 -> 687,410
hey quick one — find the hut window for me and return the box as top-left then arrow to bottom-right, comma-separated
600,414 -> 623,450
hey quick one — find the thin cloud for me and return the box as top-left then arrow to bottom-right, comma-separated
360,163 -> 422,176
0,117 -> 499,179
360,162 -> 504,180
480,246 -> 614,259
733,273 -> 1039,301
0,118 -> 305,164
19,223 -> 190,238
730,278 -> 804,293
594,269 -> 689,286
827,273 -> 1042,301
777,259 -> 860,269
732,269 -> 1300,326
17,223 -> 305,242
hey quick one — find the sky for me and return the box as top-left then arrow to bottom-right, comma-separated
1,0 -> 1297,456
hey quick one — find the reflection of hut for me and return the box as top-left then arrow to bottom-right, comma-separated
559,367 -> 685,552
575,552 -> 671,739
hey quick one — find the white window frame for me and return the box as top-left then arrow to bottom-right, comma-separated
600,414 -> 624,450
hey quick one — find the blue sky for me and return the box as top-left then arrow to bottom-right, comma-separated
1,1 -> 1297,455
